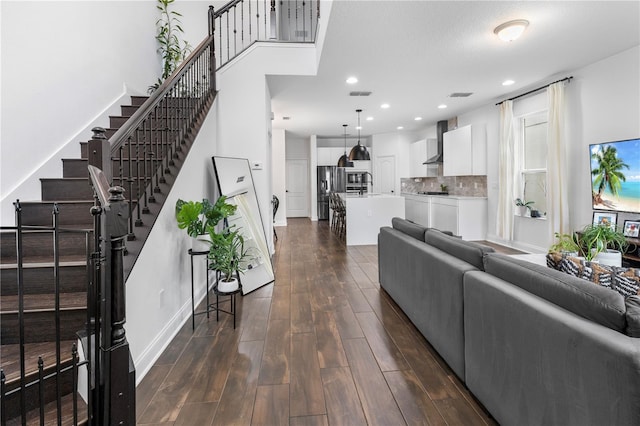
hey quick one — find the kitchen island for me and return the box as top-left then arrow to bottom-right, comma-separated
341,193 -> 405,245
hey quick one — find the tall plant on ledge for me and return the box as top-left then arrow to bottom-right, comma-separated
149,0 -> 192,93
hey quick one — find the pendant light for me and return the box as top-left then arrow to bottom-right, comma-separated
349,109 -> 370,160
337,124 -> 353,167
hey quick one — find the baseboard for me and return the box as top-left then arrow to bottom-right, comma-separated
486,234 -> 546,254
133,281 -> 211,384
274,219 -> 287,227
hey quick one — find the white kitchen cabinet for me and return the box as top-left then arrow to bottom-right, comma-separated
409,140 -> 427,177
351,160 -> 371,172
317,147 -> 346,166
403,194 -> 430,227
430,196 -> 487,240
425,138 -> 439,177
443,124 -> 486,176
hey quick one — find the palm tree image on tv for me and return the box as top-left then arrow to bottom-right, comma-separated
591,145 -> 629,207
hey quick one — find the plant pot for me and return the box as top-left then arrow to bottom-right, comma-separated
517,206 -> 528,217
217,276 -> 239,293
593,249 -> 622,267
191,234 -> 211,252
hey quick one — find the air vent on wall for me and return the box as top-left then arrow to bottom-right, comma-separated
449,92 -> 473,98
349,91 -> 372,96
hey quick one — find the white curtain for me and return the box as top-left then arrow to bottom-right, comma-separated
547,82 -> 570,234
497,100 -> 515,240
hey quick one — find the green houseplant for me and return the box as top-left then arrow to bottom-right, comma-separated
549,232 -> 581,255
514,198 -> 534,216
148,0 -> 192,93
578,223 -> 628,264
175,196 -> 237,249
208,225 -> 250,292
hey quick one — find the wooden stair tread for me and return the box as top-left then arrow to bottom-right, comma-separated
1,292 -> 86,314
1,340 -> 78,383
6,391 -> 88,426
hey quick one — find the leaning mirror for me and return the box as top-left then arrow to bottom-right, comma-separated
211,156 -> 274,294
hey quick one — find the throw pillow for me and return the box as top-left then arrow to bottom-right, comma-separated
546,252 -> 640,298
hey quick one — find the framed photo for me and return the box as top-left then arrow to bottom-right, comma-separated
622,220 -> 640,238
592,211 -> 618,230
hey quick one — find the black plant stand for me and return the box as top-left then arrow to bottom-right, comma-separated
189,248 -> 215,331
210,270 -> 242,329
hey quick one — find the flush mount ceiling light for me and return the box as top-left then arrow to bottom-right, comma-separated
502,79 -> 515,86
349,109 -> 370,161
415,117 -> 423,121
366,116 -> 374,121
397,126 -> 404,130
494,19 -> 529,42
438,104 -> 447,109
380,103 -> 390,109
337,124 -> 354,167
346,76 -> 358,84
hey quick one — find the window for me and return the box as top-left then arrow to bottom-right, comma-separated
518,111 -> 547,216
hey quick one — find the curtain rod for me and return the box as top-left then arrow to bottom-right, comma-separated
495,76 -> 573,106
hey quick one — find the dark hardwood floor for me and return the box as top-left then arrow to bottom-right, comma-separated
136,219 -> 499,425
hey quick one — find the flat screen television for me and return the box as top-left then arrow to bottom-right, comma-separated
590,138 -> 640,214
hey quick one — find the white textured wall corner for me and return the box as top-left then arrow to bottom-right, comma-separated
125,101 -> 219,383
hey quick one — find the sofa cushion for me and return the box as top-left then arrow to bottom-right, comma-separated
547,252 -> 640,298
424,230 -> 494,270
626,296 -> 640,337
485,254 -> 627,333
392,217 -> 428,241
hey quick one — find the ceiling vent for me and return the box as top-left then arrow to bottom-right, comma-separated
449,92 -> 473,98
349,91 -> 372,97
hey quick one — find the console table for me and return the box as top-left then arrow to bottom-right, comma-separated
623,236 -> 640,266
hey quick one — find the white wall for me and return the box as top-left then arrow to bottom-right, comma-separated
567,46 -> 640,229
0,0 -> 212,225
371,131 -> 414,194
450,45 -> 640,252
272,128 -> 287,226
216,42 -> 317,236
126,100 -> 219,382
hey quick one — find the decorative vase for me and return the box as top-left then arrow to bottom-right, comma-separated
217,276 -> 239,293
593,249 -> 622,267
191,234 -> 210,252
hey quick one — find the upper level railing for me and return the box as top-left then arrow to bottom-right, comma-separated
213,0 -> 320,69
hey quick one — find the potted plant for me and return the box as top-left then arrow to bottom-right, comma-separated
514,198 -> 534,217
578,223 -> 628,266
549,232 -> 581,256
208,225 -> 249,292
148,0 -> 192,93
175,196 -> 237,250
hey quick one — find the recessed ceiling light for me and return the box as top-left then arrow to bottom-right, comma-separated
438,104 -> 447,109
502,79 -> 515,86
346,76 -> 358,84
397,126 -> 404,130
414,117 -> 422,121
366,116 -> 374,121
494,19 -> 529,42
381,103 -> 390,109
356,126 -> 362,130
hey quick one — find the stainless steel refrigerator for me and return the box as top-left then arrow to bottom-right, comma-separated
317,166 -> 346,220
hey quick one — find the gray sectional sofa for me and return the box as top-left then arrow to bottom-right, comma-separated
378,218 -> 640,426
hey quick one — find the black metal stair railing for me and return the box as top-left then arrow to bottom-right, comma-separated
213,0 -> 320,69
0,202 -> 92,425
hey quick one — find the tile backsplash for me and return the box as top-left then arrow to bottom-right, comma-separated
401,175 -> 487,197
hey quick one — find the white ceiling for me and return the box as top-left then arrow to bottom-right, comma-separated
267,0 -> 640,139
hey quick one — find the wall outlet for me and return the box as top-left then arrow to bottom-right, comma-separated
459,182 -> 463,188
474,182 -> 478,189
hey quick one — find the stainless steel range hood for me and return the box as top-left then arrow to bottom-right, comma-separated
423,120 -> 448,164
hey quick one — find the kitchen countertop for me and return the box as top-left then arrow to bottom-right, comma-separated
401,192 -> 487,200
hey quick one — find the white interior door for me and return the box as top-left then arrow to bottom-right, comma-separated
376,155 -> 396,195
286,159 -> 309,217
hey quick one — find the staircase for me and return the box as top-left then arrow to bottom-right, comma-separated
0,96 -> 152,424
